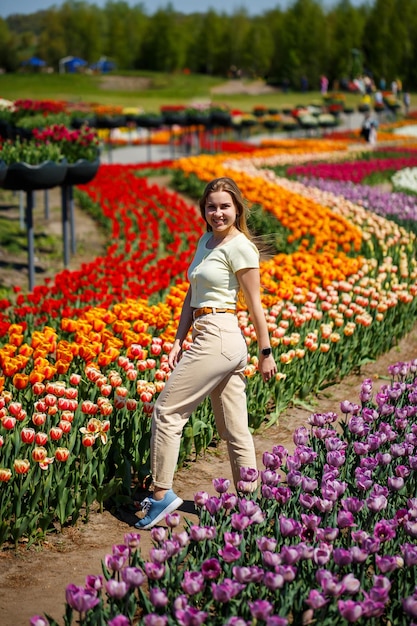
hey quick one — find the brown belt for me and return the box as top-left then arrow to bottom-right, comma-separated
193,307 -> 236,320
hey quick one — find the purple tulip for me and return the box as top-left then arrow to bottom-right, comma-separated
226,618 -> 248,626
221,493 -> 238,510
257,536 -> 277,552
266,616 -> 288,626
233,565 -> 264,583
260,469 -> 281,486
30,618 -> 49,626
149,587 -> 169,608
231,513 -> 252,530
342,497 -> 364,513
262,451 -> 282,469
369,575 -> 391,602
280,545 -> 301,565
219,544 -> 241,563
249,599 -> 273,620
122,566 -> 145,588
201,558 -> 222,580
274,486 -> 292,504
105,580 -> 128,599
305,589 -> 328,609
189,525 -> 216,541
205,496 -> 222,516
316,526 -> 339,542
211,578 -> 244,602
286,470 -> 302,487
85,575 -> 103,591
301,475 -> 318,492
123,532 -> 141,549
401,542 -> 417,566
144,562 -> 166,580
194,491 -> 210,507
212,477 -> 231,493
373,519 -> 396,542
403,594 -> 417,619
375,554 -> 403,573
337,510 -> 356,528
108,616 -> 131,626
224,531 -> 242,546
299,493 -> 317,509
313,544 -> 332,566
175,606 -> 208,626
388,476 -> 405,491
150,548 -> 168,564
181,571 -> 205,595
338,599 -> 363,621
239,467 -> 259,482
262,550 -> 282,568
366,494 -> 388,512
150,527 -> 167,543
293,426 -> 309,445
263,571 -> 285,590
350,546 -> 370,564
333,547 -> 353,566
279,515 -> 302,537
341,573 -> 361,594
104,554 -> 127,572
143,615 -> 168,626
65,584 -> 100,613
166,512 -> 181,527
364,596 -> 387,617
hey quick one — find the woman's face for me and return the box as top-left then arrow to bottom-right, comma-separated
204,190 -> 238,236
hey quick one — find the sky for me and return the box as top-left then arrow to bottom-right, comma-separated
0,0 -> 364,19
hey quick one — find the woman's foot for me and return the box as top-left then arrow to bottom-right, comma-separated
135,489 -> 183,529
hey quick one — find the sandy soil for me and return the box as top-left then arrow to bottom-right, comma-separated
0,182 -> 417,626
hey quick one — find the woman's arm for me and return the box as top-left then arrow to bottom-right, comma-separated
236,267 -> 277,382
169,286 -> 193,369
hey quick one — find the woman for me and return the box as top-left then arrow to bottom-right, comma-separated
136,177 -> 277,529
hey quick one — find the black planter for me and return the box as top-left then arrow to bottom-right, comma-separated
135,114 -> 163,129
209,110 -> 232,127
63,158 -> 100,186
161,111 -> 187,126
95,115 -> 126,130
2,160 -> 68,192
0,160 -> 7,185
71,116 -> 97,130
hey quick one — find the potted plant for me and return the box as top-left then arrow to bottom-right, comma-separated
33,124 -> 100,185
0,137 -> 67,191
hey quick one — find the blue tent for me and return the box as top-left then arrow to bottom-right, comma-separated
59,56 -> 87,73
90,58 -> 116,73
22,56 -> 46,67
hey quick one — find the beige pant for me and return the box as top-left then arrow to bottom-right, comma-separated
150,313 -> 257,489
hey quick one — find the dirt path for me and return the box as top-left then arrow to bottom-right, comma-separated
1,183 -> 417,626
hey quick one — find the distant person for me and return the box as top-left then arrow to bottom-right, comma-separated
403,92 -> 411,116
320,75 -> 329,95
360,112 -> 378,145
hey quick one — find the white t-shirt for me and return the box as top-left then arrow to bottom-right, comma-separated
187,232 -> 259,309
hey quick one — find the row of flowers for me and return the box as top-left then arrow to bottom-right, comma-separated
30,359 -> 417,625
2,133 -> 417,547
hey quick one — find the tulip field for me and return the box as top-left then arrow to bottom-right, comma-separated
2,117 -> 417,624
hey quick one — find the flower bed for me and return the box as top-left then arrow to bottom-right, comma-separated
30,358 -> 417,625
1,137 -> 417,553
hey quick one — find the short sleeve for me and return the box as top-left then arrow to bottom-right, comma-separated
228,237 -> 259,273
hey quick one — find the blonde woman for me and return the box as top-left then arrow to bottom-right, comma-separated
136,177 -> 277,529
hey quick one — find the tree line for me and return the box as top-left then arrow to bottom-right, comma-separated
1,0 -> 417,92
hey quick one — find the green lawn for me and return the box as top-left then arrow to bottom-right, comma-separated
0,71 -> 370,114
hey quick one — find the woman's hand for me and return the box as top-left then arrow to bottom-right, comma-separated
258,353 -> 277,382
168,341 -> 183,370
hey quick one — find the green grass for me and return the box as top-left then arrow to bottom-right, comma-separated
0,71 -> 370,114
